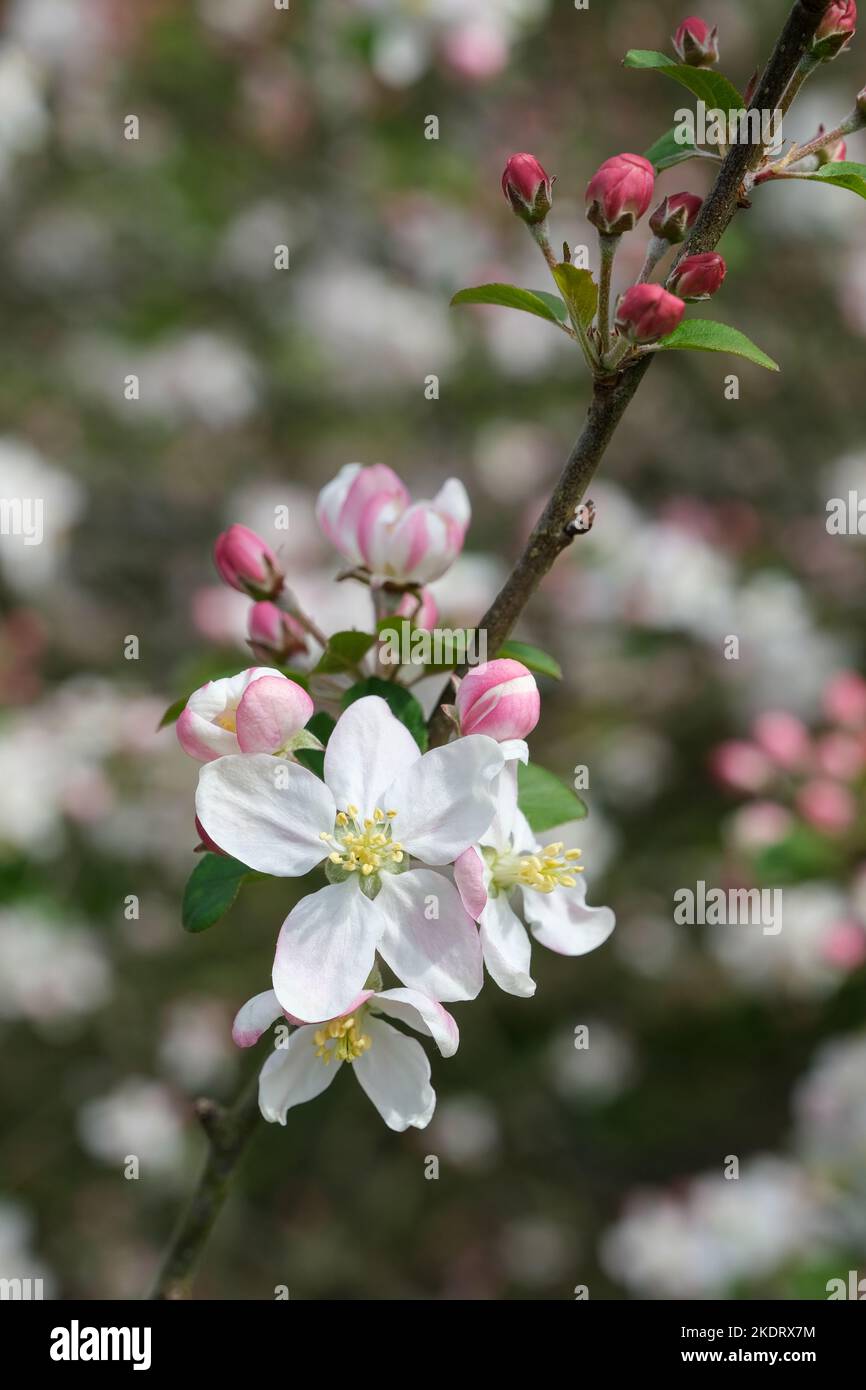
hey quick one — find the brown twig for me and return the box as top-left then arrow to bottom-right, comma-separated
428,0 -> 832,747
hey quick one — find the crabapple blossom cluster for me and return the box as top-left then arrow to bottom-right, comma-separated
458,12 -> 866,381
172,463 -> 614,1131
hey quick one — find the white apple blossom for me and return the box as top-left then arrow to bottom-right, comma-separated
232,984 -> 459,1132
195,696 -> 504,1021
454,760 -> 615,996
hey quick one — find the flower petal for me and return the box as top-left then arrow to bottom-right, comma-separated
258,1027 -> 339,1124
235,676 -> 314,754
195,753 -> 334,876
324,695 -> 420,819
480,892 -> 535,997
522,877 -> 616,956
376,869 -> 483,1001
353,1017 -> 435,1130
453,845 -> 488,920
272,879 -> 382,1022
373,987 -> 459,1057
232,989 -> 283,1047
386,735 -> 504,863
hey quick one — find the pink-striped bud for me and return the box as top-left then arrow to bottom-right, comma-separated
214,524 -> 283,600
234,674 -> 314,756
396,588 -> 439,630
585,154 -> 655,236
672,17 -> 720,67
614,283 -> 685,343
813,1 -> 857,61
796,778 -> 857,833
247,601 -> 308,664
668,251 -> 726,302
177,667 -> 285,762
316,463 -> 470,585
824,670 -> 866,727
455,658 -> 540,741
648,191 -> 703,243
501,153 -> 553,226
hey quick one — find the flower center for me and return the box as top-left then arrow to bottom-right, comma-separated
320,805 -> 404,877
488,841 -> 583,895
214,708 -> 238,732
312,1012 -> 372,1065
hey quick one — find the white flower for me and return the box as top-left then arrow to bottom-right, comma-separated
233,984 -> 459,1132
454,760 -> 614,996
196,696 -> 504,1020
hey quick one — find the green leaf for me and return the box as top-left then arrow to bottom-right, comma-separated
307,711 -> 336,744
451,283 -> 568,327
517,763 -> 587,833
624,49 -> 743,111
644,126 -> 700,172
314,629 -> 376,674
551,264 -> 597,330
793,160 -> 866,201
656,319 -> 779,372
497,640 -> 563,680
342,677 -> 428,751
182,854 -> 252,933
158,695 -> 187,729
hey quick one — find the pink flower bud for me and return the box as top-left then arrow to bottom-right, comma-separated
501,153 -> 553,226
672,17 -> 720,67
455,658 -> 540,741
813,1 -> 857,60
214,524 -> 283,600
796,778 -> 856,834
668,251 -> 726,301
728,801 -> 793,853
814,731 -> 864,780
710,740 -> 772,793
810,124 -> 848,164
824,671 -> 866,727
247,601 -> 308,664
822,919 -> 866,969
316,463 -> 470,585
235,674 -> 314,755
177,667 -> 284,762
396,588 -> 439,630
614,283 -> 685,344
752,710 -> 810,770
585,154 -> 655,236
648,191 -> 703,243
195,816 -> 226,856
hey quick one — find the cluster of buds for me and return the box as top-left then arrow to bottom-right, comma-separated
212,522 -> 311,667
672,16 -> 719,67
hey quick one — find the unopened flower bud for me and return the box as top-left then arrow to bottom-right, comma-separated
235,674 -> 315,756
648,191 -> 703,243
456,658 -> 540,741
585,153 -> 655,236
501,153 -> 553,226
672,16 -> 720,67
247,601 -> 308,664
614,283 -> 685,343
812,1 -> 857,61
214,524 -> 283,600
668,251 -> 726,301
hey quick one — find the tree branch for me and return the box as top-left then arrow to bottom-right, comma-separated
428,0 -> 831,746
148,1068 -> 262,1300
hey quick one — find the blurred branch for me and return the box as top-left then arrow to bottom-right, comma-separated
148,1068 -> 262,1300
428,0 -> 831,747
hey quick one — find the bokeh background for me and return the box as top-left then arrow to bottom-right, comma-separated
2,0 -> 866,1300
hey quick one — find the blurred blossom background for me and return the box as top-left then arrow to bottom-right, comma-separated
1,0 -> 866,1300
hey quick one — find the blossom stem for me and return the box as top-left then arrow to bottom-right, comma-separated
428,0 -> 833,748
637,235 -> 669,285
596,235 -> 618,355
148,1068 -> 263,1299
